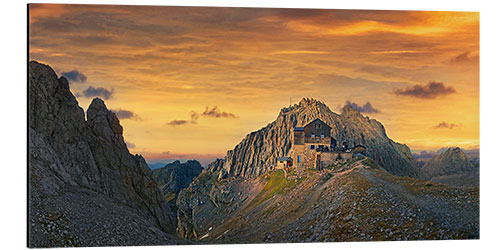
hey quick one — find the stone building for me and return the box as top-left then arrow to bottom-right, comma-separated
277,157 -> 292,170
291,119 -> 336,169
289,118 -> 360,170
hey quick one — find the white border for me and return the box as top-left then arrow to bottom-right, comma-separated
1,1 -> 498,250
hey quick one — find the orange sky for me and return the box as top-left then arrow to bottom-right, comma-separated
29,4 -> 479,165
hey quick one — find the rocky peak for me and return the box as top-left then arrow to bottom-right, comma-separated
341,104 -> 362,117
87,97 -> 124,139
298,97 -> 323,107
28,61 -> 177,244
215,97 -> 419,179
422,147 -> 476,179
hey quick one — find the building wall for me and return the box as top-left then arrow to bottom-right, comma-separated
292,144 -> 316,170
340,152 -> 352,160
293,130 -> 305,145
319,152 -> 340,168
304,137 -> 331,145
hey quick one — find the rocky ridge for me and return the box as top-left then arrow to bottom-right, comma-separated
208,98 -> 420,179
178,158 -> 479,242
28,61 -> 180,247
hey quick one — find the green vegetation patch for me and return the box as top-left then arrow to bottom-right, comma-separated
362,158 -> 380,169
252,170 -> 302,207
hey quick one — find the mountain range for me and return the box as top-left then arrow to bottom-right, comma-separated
28,61 -> 479,246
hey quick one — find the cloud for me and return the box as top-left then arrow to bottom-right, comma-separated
345,100 -> 380,113
111,108 -> 141,120
450,51 -> 479,64
125,141 -> 135,149
166,120 -> 189,127
393,81 -> 456,99
201,106 -> 238,118
61,69 -> 87,83
78,86 -> 113,100
167,107 -> 235,127
434,122 -> 459,129
190,111 -> 200,123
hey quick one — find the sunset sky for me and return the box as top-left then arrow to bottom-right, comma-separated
28,4 -> 479,166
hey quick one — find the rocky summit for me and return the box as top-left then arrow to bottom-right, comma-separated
28,61 -> 182,247
422,147 -> 479,187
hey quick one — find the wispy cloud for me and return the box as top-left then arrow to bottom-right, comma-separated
271,50 -> 329,55
450,51 -> 479,64
166,120 -> 189,127
201,106 -> 238,118
166,106 -> 237,127
125,140 -> 136,148
369,50 -> 427,55
434,122 -> 459,129
393,81 -> 456,99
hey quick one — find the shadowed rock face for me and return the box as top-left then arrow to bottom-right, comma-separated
152,160 -> 203,212
28,61 -> 178,247
210,98 -> 420,179
152,160 -> 203,195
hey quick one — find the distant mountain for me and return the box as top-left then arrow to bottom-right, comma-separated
149,160 -> 208,170
207,98 -> 420,178
152,160 -> 203,211
149,162 -> 168,170
422,147 -> 479,187
28,61 -> 180,247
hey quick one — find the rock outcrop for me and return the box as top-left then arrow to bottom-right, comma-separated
28,61 -> 178,247
211,98 -> 420,178
152,160 -> 203,196
422,147 -> 479,187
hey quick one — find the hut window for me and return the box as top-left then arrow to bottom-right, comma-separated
298,155 -> 302,163
311,133 -> 315,138
321,133 -> 325,138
